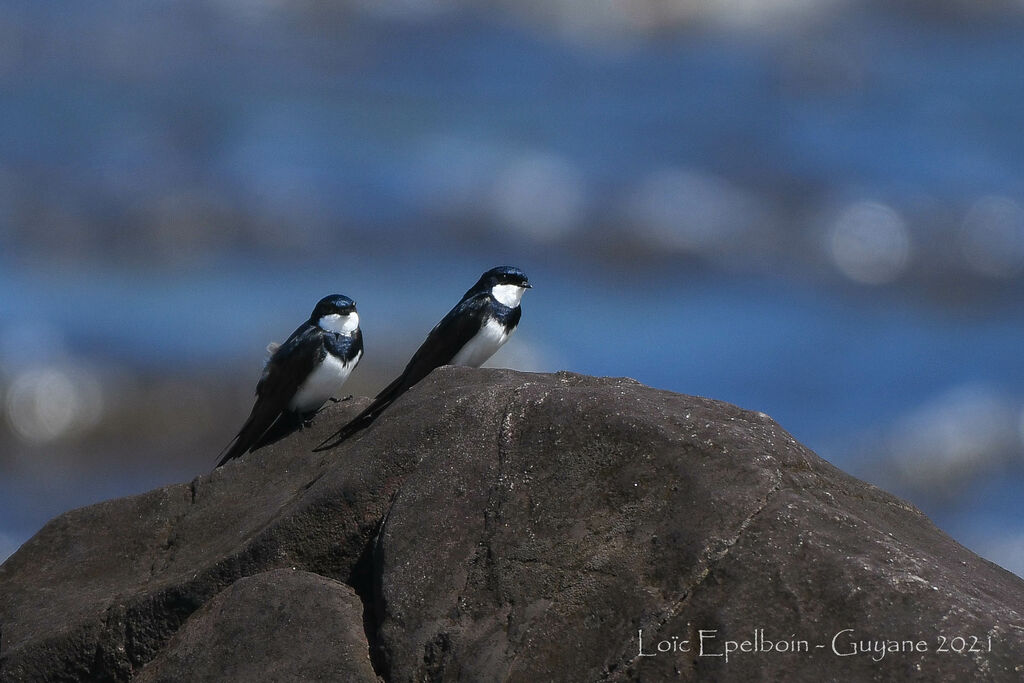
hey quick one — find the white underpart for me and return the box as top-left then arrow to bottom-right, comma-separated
289,350 -> 361,413
451,318 -> 511,367
319,312 -> 360,335
491,284 -> 526,308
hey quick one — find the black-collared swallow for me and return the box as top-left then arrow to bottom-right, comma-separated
215,294 -> 363,467
317,266 -> 530,449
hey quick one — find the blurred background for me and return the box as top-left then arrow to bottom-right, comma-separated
2,0 -> 1024,576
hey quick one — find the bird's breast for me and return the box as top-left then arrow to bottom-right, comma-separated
451,317 -> 511,368
289,350 -> 360,413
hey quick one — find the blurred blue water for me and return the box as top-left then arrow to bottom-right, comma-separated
2,5 -> 1024,245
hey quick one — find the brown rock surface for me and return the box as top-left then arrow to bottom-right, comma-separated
1,368 -> 1022,682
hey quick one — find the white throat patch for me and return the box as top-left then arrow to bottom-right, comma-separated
319,312 -> 359,335
491,284 -> 525,308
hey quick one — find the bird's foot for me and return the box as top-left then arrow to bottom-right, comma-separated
328,395 -> 353,403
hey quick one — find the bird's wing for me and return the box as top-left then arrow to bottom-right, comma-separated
391,295 -> 490,389
215,324 -> 323,467
316,295 -> 488,449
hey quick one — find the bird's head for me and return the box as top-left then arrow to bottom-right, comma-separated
311,294 -> 360,335
476,266 -> 532,308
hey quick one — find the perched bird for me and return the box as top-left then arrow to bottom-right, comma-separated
317,266 -> 530,449
215,294 -> 363,467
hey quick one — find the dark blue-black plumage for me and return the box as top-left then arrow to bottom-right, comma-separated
316,266 -> 530,449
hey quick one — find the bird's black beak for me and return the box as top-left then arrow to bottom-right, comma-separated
523,282 -> 533,289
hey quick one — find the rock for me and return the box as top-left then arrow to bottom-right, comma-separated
1,368 -> 1022,682
134,569 -> 376,683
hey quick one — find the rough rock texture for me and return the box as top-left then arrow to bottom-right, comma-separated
1,368 -> 1022,682
135,569 -> 375,682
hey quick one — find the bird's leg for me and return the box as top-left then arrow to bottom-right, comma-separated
314,396 -> 353,418
300,412 -> 316,429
